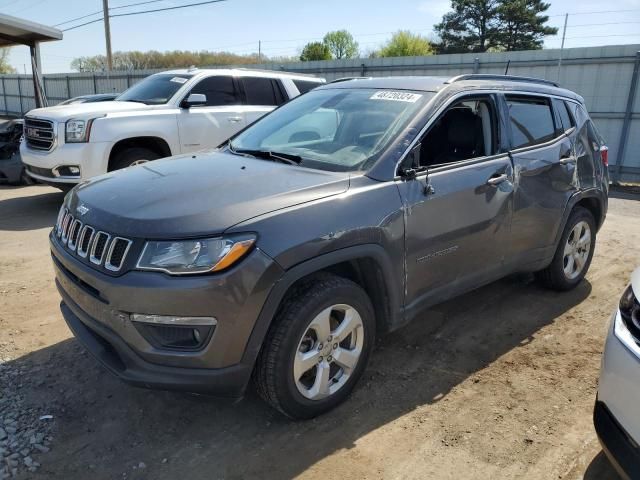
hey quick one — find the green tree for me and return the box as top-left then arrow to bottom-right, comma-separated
300,42 -> 332,61
0,48 -> 16,74
377,31 -> 434,57
496,0 -> 557,51
434,0 -> 500,53
323,30 -> 359,59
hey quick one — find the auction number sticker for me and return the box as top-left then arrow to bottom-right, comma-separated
370,91 -> 422,102
170,77 -> 189,84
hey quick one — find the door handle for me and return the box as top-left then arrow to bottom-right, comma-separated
487,173 -> 508,186
227,116 -> 242,123
559,156 -> 576,165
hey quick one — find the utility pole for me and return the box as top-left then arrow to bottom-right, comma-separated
102,0 -> 113,71
258,40 -> 261,63
557,13 -> 568,82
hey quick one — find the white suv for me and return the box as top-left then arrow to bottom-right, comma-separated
21,68 -> 324,191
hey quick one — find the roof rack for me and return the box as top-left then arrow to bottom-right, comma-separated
231,67 -> 321,79
329,77 -> 370,84
446,74 -> 559,88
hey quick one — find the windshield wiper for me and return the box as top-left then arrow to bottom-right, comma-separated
228,145 -> 302,165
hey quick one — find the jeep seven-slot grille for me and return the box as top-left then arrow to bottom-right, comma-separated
24,117 -> 55,151
55,208 -> 132,272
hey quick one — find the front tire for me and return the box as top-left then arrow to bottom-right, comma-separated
110,147 -> 161,171
536,206 -> 596,291
255,273 -> 375,419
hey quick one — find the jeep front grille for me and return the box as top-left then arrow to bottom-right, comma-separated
24,117 -> 55,151
55,207 -> 132,272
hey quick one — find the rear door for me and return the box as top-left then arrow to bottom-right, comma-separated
240,76 -> 288,126
176,75 -> 246,153
504,94 -> 576,267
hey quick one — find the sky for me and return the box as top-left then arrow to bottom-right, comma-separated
2,0 -> 640,74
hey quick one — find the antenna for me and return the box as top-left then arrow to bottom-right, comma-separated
504,60 -> 511,75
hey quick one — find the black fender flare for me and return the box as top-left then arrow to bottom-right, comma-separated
238,243 -> 402,374
553,188 -> 607,247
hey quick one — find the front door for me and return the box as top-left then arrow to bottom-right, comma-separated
177,75 -> 246,153
396,94 -> 514,316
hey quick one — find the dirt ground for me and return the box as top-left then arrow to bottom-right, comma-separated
1,184 -> 639,480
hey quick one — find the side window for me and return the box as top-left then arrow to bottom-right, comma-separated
555,99 -> 575,132
419,96 -> 496,167
293,79 -> 321,95
272,80 -> 287,105
189,76 -> 240,106
242,77 -> 280,106
506,96 -> 556,149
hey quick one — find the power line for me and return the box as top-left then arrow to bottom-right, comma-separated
110,0 -> 227,18
54,0 -> 168,27
548,8 -> 640,17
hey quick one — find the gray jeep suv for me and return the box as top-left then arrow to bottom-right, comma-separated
51,74 -> 609,419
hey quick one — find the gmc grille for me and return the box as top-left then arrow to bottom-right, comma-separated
24,117 -> 55,151
55,207 -> 132,272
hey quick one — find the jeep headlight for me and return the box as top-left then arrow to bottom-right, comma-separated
136,235 -> 256,275
65,119 -> 93,143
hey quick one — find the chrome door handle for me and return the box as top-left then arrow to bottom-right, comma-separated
559,156 -> 576,165
487,173 -> 508,186
227,116 -> 242,123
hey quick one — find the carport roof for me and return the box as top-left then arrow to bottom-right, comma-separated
0,13 -> 62,47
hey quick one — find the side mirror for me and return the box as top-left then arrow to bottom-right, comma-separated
398,143 -> 427,179
182,93 -> 207,108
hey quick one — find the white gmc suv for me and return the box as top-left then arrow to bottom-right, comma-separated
21,68 -> 324,191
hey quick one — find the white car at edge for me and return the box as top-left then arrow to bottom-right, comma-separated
594,267 -> 640,480
20,68 -> 324,191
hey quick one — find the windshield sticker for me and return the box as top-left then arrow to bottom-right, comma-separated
170,77 -> 188,84
370,91 -> 422,103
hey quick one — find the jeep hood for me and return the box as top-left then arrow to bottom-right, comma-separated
68,151 -> 350,238
26,101 -> 154,121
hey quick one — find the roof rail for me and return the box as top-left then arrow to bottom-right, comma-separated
446,74 -> 559,88
231,67 -> 321,79
329,76 -> 370,84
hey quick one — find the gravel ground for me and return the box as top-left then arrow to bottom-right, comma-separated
0,184 -> 639,480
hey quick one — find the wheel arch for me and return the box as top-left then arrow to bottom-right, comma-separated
240,244 -> 403,372
107,136 -> 172,171
554,188 -> 607,247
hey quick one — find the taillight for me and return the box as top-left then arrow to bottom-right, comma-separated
600,146 -> 609,167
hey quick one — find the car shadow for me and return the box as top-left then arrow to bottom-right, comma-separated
0,187 -> 63,232
4,274 -> 592,479
583,451 -> 622,480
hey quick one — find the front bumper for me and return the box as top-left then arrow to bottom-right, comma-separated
52,233 -> 284,396
594,401 -> 640,480
595,310 -> 640,480
21,140 -> 112,184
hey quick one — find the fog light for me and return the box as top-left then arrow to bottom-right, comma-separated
53,165 -> 81,177
131,314 -> 216,351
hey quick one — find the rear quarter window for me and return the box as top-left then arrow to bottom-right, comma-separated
506,96 -> 556,149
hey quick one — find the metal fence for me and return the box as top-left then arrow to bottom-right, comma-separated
1,44 -> 639,182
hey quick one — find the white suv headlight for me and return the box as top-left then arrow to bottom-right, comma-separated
65,119 -> 93,143
136,235 -> 256,275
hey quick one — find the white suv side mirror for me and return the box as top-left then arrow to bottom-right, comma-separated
183,93 -> 207,108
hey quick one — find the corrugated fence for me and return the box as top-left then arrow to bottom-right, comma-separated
1,44 -> 638,182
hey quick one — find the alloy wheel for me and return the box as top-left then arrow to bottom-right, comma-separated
563,220 -> 591,280
293,304 -> 364,400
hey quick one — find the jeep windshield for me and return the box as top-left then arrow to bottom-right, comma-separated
229,88 -> 434,172
116,73 -> 194,105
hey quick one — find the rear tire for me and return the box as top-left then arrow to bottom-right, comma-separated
254,273 -> 375,419
536,206 -> 596,291
109,147 -> 161,171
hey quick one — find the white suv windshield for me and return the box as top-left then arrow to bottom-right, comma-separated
117,73 -> 194,105
229,88 -> 433,172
